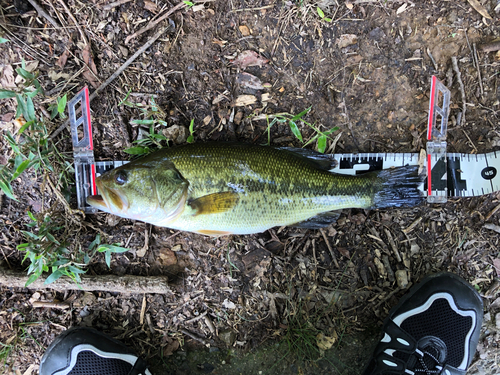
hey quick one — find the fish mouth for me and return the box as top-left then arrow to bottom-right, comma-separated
87,193 -> 107,209
87,179 -> 128,213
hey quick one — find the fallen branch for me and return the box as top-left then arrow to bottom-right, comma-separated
451,56 -> 466,126
124,1 -> 185,44
102,0 -> 134,11
27,0 -> 61,28
0,267 -> 171,294
480,41 -> 500,53
472,43 -> 483,96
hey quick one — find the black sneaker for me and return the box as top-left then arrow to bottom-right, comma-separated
363,272 -> 483,375
40,327 -> 151,375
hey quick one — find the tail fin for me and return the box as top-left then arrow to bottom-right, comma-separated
371,165 -> 425,209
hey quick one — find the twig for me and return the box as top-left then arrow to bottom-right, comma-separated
451,57 -> 466,126
124,2 -> 186,44
426,48 -> 438,71
320,229 -> 340,268
184,311 -> 208,325
481,41 -> 500,53
472,43 -> 484,96
50,25 -> 171,139
27,0 -> 61,28
179,328 -> 210,346
230,4 -> 275,12
462,129 -> 478,153
102,0 -> 133,11
402,217 -> 422,234
57,0 -> 88,45
32,301 -> 70,309
485,202 -> 500,221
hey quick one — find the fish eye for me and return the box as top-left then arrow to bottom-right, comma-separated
115,172 -> 127,185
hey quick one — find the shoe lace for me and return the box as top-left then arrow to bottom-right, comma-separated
412,348 -> 445,374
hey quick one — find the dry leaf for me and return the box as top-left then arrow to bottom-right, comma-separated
337,34 -> 358,48
231,50 -> 269,69
316,332 -> 337,351
236,72 -> 264,90
467,0 -> 492,19
82,43 -> 98,75
82,43 -> 100,88
136,247 -> 147,258
143,0 -> 158,12
48,70 -> 71,81
396,3 -> 407,14
493,258 -> 500,277
57,49 -> 70,69
222,298 -> 236,309
158,248 -> 177,267
234,94 -> 257,107
212,38 -> 228,47
192,4 -> 205,12
25,60 -> 39,72
337,247 -> 350,258
239,25 -> 251,36
0,65 -> 16,89
162,339 -> 180,356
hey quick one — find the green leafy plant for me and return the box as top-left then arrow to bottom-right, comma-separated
264,107 -> 339,153
0,60 -> 72,200
47,94 -> 68,119
18,213 -> 129,286
187,119 -> 195,143
183,0 -> 194,7
17,212 -> 84,286
87,234 -> 129,268
0,37 -> 9,43
125,124 -> 169,156
317,7 -> 332,22
119,90 -> 171,156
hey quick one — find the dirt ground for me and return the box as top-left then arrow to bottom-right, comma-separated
1,0 -> 500,374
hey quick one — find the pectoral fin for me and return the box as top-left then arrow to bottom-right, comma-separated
189,191 -> 239,216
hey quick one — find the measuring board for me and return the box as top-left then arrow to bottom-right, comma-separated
69,78 -> 500,214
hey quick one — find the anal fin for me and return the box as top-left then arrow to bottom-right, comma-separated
291,210 -> 342,229
196,229 -> 233,237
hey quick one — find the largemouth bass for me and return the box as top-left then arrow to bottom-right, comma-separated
87,143 -> 424,236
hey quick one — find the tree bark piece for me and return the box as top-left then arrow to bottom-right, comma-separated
0,267 -> 170,294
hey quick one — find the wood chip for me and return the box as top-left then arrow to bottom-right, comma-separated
239,25 -> 251,36
484,223 -> 500,234
234,94 -> 257,107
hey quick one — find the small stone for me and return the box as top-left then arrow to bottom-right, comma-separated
395,270 -> 409,289
218,330 -> 236,346
171,244 -> 182,252
162,125 -> 188,144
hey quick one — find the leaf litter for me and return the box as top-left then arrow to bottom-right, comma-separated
0,1 -> 500,374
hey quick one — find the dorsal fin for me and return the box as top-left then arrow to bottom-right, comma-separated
277,147 -> 337,171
